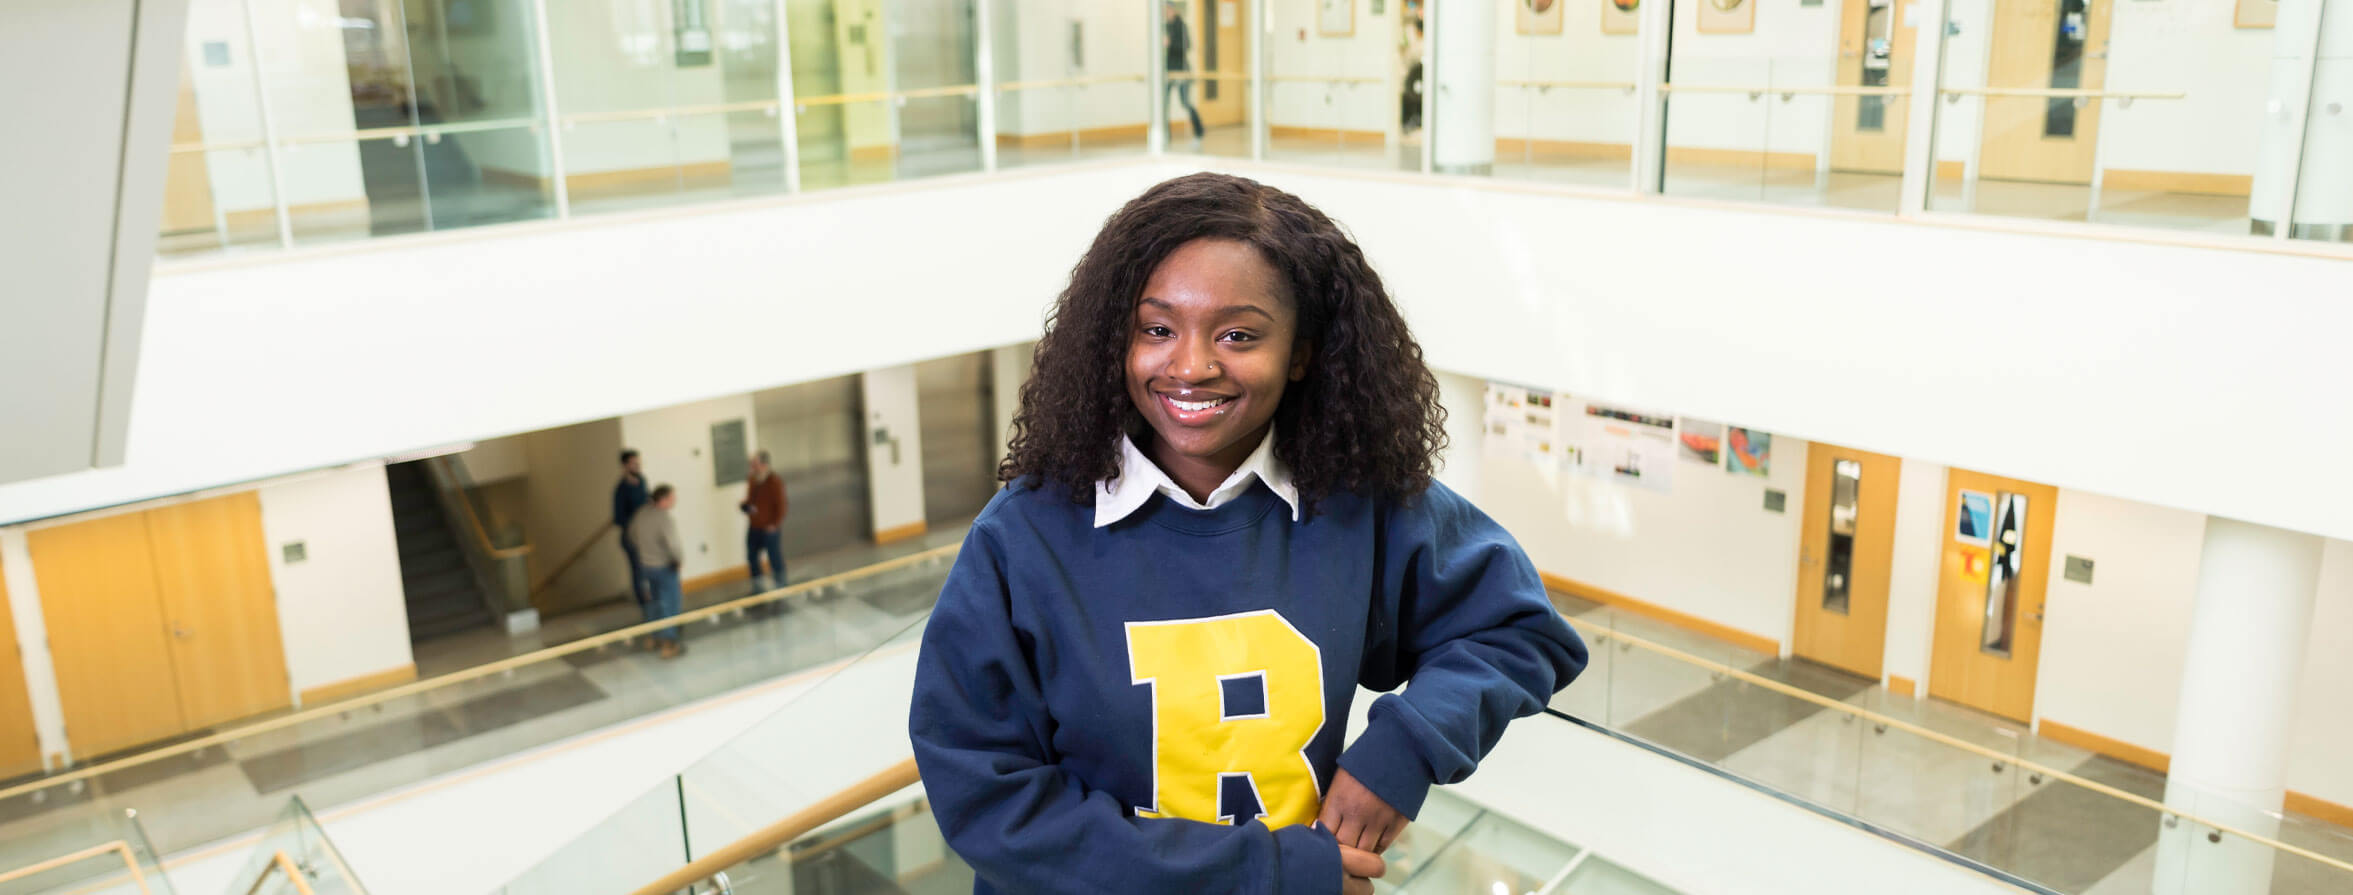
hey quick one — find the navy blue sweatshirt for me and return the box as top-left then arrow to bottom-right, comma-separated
612,474 -> 648,530
908,478 -> 1585,895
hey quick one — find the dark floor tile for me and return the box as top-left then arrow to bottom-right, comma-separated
238,672 -> 606,794
1946,756 -> 2164,892
1617,658 -> 1872,764
0,736 -> 234,825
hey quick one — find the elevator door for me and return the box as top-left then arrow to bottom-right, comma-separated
1928,468 -> 2058,722
756,374 -> 873,562
1979,0 -> 2114,184
1790,443 -> 1902,679
1830,0 -> 1917,174
916,352 -> 998,526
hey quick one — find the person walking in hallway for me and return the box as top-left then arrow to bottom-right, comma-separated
613,449 -> 651,616
1163,1 -> 1206,146
741,449 -> 789,598
628,484 -> 688,659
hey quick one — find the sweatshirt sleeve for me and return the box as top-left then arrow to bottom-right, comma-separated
909,520 -> 1342,895
1338,484 -> 1587,819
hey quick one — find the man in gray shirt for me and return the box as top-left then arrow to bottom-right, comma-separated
626,484 -> 687,658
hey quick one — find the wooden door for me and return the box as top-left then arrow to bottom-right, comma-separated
1189,0 -> 1249,127
1928,469 -> 2058,722
160,59 -> 217,235
1830,0 -> 1917,174
1979,0 -> 2114,184
145,493 -> 290,729
0,557 -> 44,778
27,513 -> 187,758
1791,443 -> 1902,679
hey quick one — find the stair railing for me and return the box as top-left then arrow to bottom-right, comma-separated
525,520 -> 621,611
423,453 -> 533,624
0,841 -> 155,893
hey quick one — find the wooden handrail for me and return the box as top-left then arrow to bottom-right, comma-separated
0,839 -> 154,894
527,522 -> 619,600
0,542 -> 959,804
1501,79 -> 1638,91
996,74 -> 1150,91
1938,87 -> 2186,100
628,758 -> 921,895
426,455 -> 530,561
1661,83 -> 1910,97
1568,617 -> 2353,877
243,850 -> 317,895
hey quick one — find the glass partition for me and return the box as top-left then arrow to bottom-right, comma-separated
1550,608 -> 2353,894
1263,0 -> 1411,170
992,2 -> 1152,170
1163,0 -> 1258,159
226,796 -> 369,895
1927,0 -> 2277,236
0,808 -> 172,895
1491,0 -> 1642,189
0,547 -> 956,869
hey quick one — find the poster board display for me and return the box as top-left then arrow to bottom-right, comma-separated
1485,382 -> 1577,474
1584,402 -> 1674,493
1677,418 -> 1724,466
1726,426 -> 1771,477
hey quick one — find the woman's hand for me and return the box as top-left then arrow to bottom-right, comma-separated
1340,844 -> 1386,895
1320,769 -> 1408,854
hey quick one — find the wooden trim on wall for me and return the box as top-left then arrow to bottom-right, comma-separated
849,144 -> 899,163
297,664 -> 417,708
1937,160 -> 1966,180
2100,168 -> 2254,197
873,521 -> 929,546
1539,571 -> 1781,656
996,124 -> 1150,149
2039,717 -> 2353,833
565,160 -> 735,200
681,565 -> 750,595
1887,674 -> 1918,698
223,199 -> 370,232
2285,791 -> 2353,830
2038,718 -> 2171,774
1269,125 -> 1388,145
1666,146 -> 1818,171
1495,138 -> 1633,161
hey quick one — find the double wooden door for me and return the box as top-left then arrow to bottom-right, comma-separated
0,560 -> 41,778
1791,443 -> 1903,679
1927,468 -> 2058,722
28,493 -> 289,758
1183,0 -> 1249,128
1979,0 -> 2115,184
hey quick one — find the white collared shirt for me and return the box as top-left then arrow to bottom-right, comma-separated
1094,431 -> 1302,527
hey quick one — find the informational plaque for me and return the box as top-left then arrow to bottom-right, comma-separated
712,418 -> 748,486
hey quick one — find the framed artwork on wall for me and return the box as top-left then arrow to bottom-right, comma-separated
1319,0 -> 1354,36
1602,0 -> 1640,35
2235,0 -> 2277,28
1697,0 -> 1757,34
1517,0 -> 1565,34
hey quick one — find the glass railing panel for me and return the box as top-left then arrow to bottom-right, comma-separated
156,144 -> 283,258
1491,1 -> 1640,190
991,75 -> 1152,168
496,783 -> 687,895
2287,55 -> 2350,245
2164,785 -> 2353,895
226,796 -> 367,895
1928,0 -> 2273,238
0,547 -> 955,866
0,808 -> 172,895
1660,58 -> 1777,204
1388,802 -> 1581,895
1560,853 -> 1681,895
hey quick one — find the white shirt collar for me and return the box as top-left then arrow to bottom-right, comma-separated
1094,431 -> 1301,527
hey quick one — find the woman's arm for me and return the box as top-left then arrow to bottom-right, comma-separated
909,521 -> 1344,895
1340,483 -> 1589,819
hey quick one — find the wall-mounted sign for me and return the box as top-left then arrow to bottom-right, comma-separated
1954,489 -> 1994,546
712,418 -> 749,486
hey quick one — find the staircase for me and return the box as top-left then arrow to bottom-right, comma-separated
386,460 -> 495,641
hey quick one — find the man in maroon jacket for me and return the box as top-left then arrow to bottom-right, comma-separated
740,450 -> 788,595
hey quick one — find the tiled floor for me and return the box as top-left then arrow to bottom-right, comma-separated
1548,591 -> 2353,894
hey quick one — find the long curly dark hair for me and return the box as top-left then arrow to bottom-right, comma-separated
1000,172 -> 1446,513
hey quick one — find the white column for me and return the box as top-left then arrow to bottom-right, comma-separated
2154,516 -> 2325,894
1428,0 -> 1494,175
860,365 -> 929,541
1149,0 -> 1169,155
2249,0 -> 2350,239
973,0 -> 998,173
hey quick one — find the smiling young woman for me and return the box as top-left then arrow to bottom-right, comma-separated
908,173 -> 1586,895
